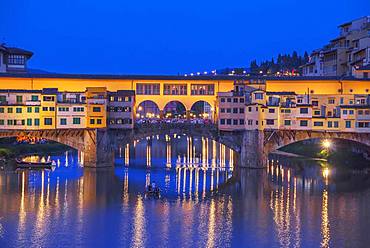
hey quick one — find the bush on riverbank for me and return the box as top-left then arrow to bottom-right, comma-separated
279,140 -> 370,169
0,138 -> 70,159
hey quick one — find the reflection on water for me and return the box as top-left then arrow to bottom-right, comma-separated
1,138 -> 370,247
115,134 -> 234,199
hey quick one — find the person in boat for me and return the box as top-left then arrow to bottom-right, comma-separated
147,183 -> 153,192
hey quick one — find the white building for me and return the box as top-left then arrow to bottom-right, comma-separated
0,44 -> 33,73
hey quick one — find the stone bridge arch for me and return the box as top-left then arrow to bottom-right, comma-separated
109,123 -> 243,153
263,129 -> 370,159
0,129 -> 113,167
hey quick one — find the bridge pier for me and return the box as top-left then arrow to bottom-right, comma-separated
83,129 -> 114,168
240,130 -> 266,168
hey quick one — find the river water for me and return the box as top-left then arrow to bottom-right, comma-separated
0,134 -> 370,247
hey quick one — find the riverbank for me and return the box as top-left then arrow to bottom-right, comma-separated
0,138 -> 70,160
279,140 -> 370,170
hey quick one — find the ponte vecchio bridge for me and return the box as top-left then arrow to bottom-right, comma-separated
0,73 -> 370,167
1,124 -> 370,168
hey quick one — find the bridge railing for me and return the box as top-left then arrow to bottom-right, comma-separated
134,122 -> 218,131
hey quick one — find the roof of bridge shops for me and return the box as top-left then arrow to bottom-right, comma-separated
0,72 -> 369,82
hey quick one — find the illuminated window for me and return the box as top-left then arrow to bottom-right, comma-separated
7,55 -> 25,65
164,84 -> 187,95
191,84 -> 214,95
136,83 -> 160,95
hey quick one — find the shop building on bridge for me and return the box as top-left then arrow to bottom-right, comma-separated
217,78 -> 370,133
107,90 -> 135,129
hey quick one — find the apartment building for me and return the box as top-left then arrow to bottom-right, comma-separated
302,16 -> 370,76
354,64 -> 370,79
86,87 -> 107,129
107,90 -> 135,129
56,92 -> 87,129
0,44 -> 33,73
217,76 -> 370,133
40,88 -> 58,129
0,90 -> 42,129
217,81 -> 257,131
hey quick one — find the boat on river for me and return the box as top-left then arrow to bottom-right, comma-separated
15,158 -> 55,170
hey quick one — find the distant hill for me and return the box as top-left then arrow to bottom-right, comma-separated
27,68 -> 54,74
250,51 -> 309,76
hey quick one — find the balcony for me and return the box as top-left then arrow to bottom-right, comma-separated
87,99 -> 106,105
25,100 -> 41,106
58,99 -> 86,104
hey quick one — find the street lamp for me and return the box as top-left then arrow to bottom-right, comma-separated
322,139 -> 331,149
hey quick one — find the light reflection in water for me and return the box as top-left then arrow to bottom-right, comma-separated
267,159 -> 335,248
2,139 -> 368,247
131,196 -> 146,248
321,189 -> 330,248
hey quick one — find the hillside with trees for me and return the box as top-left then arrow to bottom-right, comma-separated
250,51 -> 309,76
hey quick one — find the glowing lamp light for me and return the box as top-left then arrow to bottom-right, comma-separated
322,139 -> 331,149
322,167 -> 330,178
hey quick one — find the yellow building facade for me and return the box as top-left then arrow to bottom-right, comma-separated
1,74 -> 370,133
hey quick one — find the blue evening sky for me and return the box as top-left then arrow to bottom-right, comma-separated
1,0 -> 369,75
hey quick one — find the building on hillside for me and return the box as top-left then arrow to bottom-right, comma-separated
0,44 -> 33,73
107,90 -> 135,129
302,16 -> 370,77
354,64 -> 370,79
